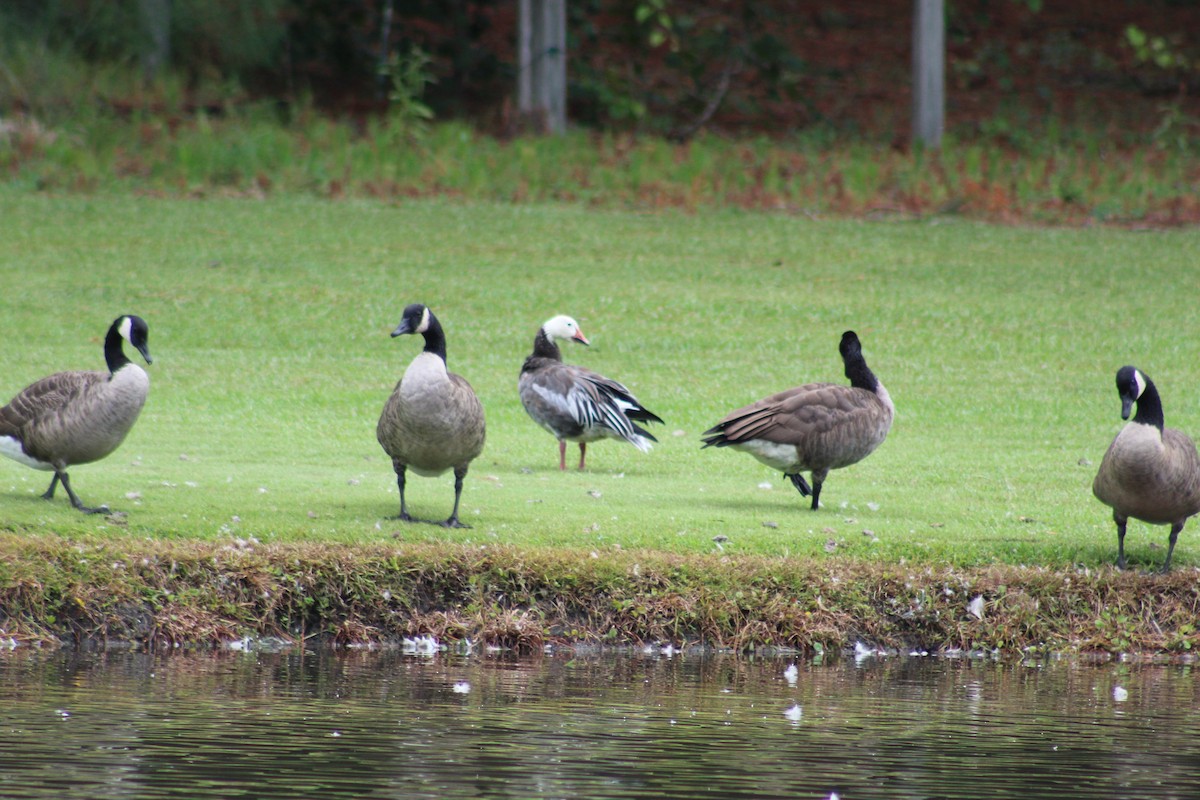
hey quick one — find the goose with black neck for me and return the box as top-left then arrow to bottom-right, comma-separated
0,314 -> 152,514
701,330 -> 893,510
1093,365 -> 1200,572
377,303 -> 486,528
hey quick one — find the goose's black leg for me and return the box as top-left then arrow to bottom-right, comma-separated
395,463 -> 414,522
1161,522 -> 1183,573
1114,512 -> 1128,570
41,473 -> 60,500
788,473 -> 811,497
809,468 -> 830,511
58,471 -> 109,515
787,472 -> 824,510
442,466 -> 471,529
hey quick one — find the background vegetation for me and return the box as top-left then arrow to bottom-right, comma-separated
5,1 -> 1199,136
2,2 -> 1199,225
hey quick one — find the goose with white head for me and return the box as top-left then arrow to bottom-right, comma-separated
0,314 -> 152,514
377,303 -> 486,528
701,330 -> 893,510
519,314 -> 664,471
1093,365 -> 1200,572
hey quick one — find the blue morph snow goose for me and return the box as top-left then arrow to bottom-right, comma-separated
1092,366 -> 1200,572
701,330 -> 893,510
377,304 -> 486,528
0,315 -> 152,514
519,315 -> 663,471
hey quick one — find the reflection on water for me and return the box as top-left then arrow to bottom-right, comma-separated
1,646 -> 1198,800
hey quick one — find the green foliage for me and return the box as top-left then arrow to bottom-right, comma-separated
380,45 -> 437,139
4,112 -> 1199,226
1125,25 -> 1196,72
171,0 -> 289,80
1150,101 -> 1200,154
570,3 -> 810,133
1121,26 -> 1200,155
635,0 -> 677,51
1,0 -> 289,85
1094,607 -> 1136,654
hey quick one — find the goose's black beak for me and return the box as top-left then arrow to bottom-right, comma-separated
391,321 -> 414,338
137,344 -> 153,365
1120,396 -> 1134,420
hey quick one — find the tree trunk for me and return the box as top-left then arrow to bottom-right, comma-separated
517,0 -> 567,134
912,0 -> 944,148
139,0 -> 171,81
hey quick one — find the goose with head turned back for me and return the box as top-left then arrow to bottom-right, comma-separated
701,330 -> 893,510
0,314 -> 152,514
519,315 -> 664,471
1092,365 -> 1200,572
377,303 -> 486,528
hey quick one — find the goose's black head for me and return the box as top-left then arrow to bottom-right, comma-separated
391,303 -> 432,338
123,315 -> 152,364
838,330 -> 880,393
390,303 -> 448,361
1115,365 -> 1148,421
106,315 -> 152,372
839,331 -> 862,361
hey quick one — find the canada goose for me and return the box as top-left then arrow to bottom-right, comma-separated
0,315 -> 152,514
1092,366 -> 1200,572
519,315 -> 664,471
377,304 -> 486,528
701,330 -> 893,510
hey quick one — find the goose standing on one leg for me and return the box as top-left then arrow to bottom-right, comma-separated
1092,366 -> 1200,572
0,315 -> 152,514
519,315 -> 664,471
377,304 -> 486,528
701,330 -> 893,510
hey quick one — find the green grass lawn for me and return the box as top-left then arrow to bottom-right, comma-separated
2,192 -> 1198,570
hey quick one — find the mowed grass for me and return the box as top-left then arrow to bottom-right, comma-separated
1,192 -> 1198,570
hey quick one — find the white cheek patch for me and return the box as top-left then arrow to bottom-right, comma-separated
1133,370 -> 1146,400
417,306 -> 431,333
118,316 -> 133,342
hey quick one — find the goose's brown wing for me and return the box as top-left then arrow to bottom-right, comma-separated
0,371 -> 104,459
703,383 -> 850,445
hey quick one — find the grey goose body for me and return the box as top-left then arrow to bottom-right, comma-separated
0,315 -> 152,514
519,315 -> 663,471
1093,366 -> 1200,572
377,304 -> 486,528
701,330 -> 893,510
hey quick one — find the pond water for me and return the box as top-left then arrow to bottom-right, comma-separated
1,645 -> 1198,799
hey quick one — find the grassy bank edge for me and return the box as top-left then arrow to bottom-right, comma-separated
2,534 -> 1197,657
